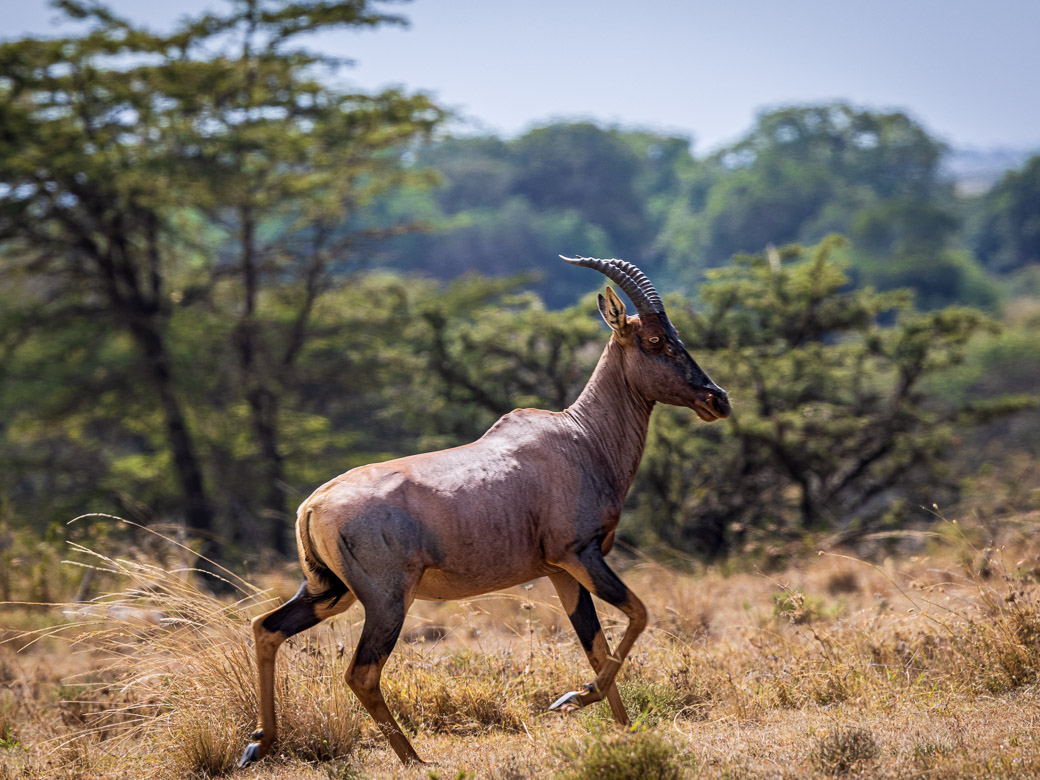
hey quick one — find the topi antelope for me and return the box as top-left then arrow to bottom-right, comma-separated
239,256 -> 730,767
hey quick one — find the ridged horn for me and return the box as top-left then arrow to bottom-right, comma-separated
560,255 -> 665,318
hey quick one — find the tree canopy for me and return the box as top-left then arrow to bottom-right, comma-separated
367,103 -> 1019,312
0,0 -> 442,552
1,3 -> 1037,564
972,154 -> 1040,273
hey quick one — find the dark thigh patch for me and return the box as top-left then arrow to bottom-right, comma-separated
261,580 -> 346,636
339,505 -> 443,591
577,545 -> 630,607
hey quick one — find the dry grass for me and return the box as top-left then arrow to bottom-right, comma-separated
4,512 -> 1040,778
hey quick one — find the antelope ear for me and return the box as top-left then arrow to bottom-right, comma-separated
598,286 -> 629,335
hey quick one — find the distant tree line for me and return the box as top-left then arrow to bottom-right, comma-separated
376,104 -> 1039,313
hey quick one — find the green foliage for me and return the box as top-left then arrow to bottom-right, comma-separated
850,247 -> 1001,312
0,0 -> 442,552
972,154 -> 1040,272
3,233 -> 1034,565
403,278 -> 603,446
918,306 -> 1040,514
0,5 -> 1034,570
383,122 -> 694,306
511,123 -> 654,257
376,102 -> 1024,316
629,238 -> 1020,555
655,103 -> 989,310
388,196 -> 615,307
554,728 -> 688,780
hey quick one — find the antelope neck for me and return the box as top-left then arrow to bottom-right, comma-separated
565,338 -> 654,494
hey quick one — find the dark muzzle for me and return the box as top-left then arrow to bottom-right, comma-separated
697,385 -> 730,420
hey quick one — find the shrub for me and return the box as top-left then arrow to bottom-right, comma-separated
810,726 -> 880,775
555,727 -> 689,780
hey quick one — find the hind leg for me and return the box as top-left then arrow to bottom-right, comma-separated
239,581 -> 356,767
345,589 -> 423,765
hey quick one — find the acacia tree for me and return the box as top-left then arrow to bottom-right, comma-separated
0,0 -> 441,552
404,276 -> 603,446
167,1 -> 443,553
629,237 -> 1032,556
0,18 -> 218,540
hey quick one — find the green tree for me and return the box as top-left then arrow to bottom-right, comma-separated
392,198 -> 614,307
657,103 -> 975,307
629,237 -> 1030,556
972,154 -> 1040,273
0,0 -> 441,552
511,123 -> 652,259
0,17 -> 218,540
0,290 -> 150,526
169,1 -> 442,552
382,123 -> 694,306
402,275 -> 603,446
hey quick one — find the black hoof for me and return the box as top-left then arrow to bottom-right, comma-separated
549,690 -> 582,711
250,729 -> 264,741
238,742 -> 263,768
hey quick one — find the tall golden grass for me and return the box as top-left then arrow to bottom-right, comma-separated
3,510 -> 1040,777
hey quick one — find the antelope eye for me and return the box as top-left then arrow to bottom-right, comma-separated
648,336 -> 660,344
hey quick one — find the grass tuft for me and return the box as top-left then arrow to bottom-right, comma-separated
169,706 -> 240,778
554,727 -> 688,780
578,676 -> 682,730
270,633 -> 365,761
7,532 -> 365,775
388,652 -> 529,734
810,726 -> 880,775
321,757 -> 368,780
0,691 -> 19,751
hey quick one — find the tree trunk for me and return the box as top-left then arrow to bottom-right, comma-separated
75,210 -> 218,557
236,205 -> 291,555
125,310 -> 216,543
247,385 -> 291,556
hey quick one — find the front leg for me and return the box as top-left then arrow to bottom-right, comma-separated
548,545 -> 647,712
548,571 -> 630,725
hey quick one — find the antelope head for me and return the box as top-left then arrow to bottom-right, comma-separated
562,255 -> 730,422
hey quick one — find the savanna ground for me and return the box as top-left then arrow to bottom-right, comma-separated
3,511 -> 1040,779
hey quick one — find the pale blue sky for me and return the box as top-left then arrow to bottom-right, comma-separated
6,0 -> 1040,153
